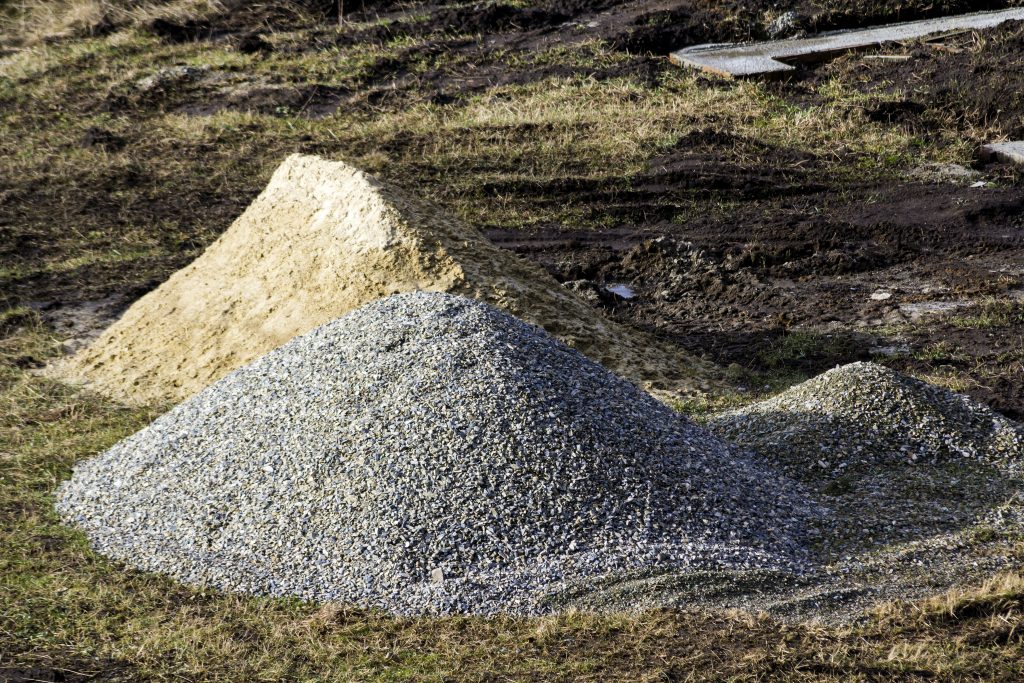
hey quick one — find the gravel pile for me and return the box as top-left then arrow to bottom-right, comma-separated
710,362 -> 1023,472
56,292 -> 814,615
708,362 -> 1024,554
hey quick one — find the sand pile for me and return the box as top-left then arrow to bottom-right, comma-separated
56,293 -> 814,615
54,154 -> 716,405
708,362 -> 1024,554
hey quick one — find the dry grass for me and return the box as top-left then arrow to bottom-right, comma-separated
0,262 -> 1020,683
0,0 -> 224,45
0,319 -> 1021,681
0,23 -> 972,306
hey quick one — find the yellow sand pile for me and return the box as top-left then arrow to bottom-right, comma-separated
56,154 -> 719,404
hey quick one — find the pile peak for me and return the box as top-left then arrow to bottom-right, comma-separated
712,361 -> 1023,468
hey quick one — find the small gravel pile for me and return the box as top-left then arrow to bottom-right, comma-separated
708,362 -> 1024,554
56,292 -> 814,615
710,362 -> 1023,471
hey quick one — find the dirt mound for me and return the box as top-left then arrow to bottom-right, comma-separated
54,154 -> 717,405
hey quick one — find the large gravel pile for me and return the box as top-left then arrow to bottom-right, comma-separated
708,362 -> 1024,554
56,292 -> 814,615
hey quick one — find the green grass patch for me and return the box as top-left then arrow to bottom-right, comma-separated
953,299 -> 1024,330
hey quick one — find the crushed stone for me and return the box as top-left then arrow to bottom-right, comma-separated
707,362 -> 1024,557
56,292 -> 814,615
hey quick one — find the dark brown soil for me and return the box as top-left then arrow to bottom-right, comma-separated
485,123 -> 1024,413
796,19 -> 1024,139
0,658 -> 123,682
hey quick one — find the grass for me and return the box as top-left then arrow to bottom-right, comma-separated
0,296 -> 1019,682
0,19 -> 981,305
954,299 -> 1024,330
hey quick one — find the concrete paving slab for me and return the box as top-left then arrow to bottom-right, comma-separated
671,8 -> 1024,77
981,141 -> 1024,166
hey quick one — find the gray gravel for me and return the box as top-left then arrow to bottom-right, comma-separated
56,292 -> 816,615
562,364 -> 1024,623
708,362 -> 1024,557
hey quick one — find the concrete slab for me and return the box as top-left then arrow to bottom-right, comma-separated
670,8 -> 1024,77
981,141 -> 1024,166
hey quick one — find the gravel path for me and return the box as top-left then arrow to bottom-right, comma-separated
56,292 -> 815,615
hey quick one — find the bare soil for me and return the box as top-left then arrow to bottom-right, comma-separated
3,0 -> 1024,415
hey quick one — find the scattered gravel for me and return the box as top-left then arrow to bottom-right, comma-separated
56,292 -> 815,615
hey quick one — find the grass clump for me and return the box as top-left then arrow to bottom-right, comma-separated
954,298 -> 1024,330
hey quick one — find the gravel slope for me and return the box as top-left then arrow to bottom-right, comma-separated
708,362 -> 1024,555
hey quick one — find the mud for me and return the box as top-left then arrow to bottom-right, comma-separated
486,126 -> 1024,414
138,0 -> 1021,113
132,1 -> 1024,120
0,659 -> 123,683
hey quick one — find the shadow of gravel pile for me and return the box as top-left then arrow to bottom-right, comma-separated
708,362 -> 1024,557
56,292 -> 815,615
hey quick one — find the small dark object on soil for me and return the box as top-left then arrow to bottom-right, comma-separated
866,99 -> 927,124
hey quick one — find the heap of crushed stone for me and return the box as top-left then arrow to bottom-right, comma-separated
52,154 -> 717,405
709,362 -> 1023,471
56,292 -> 814,615
708,362 -> 1024,555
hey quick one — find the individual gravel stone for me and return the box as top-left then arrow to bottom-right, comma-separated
56,292 -> 816,615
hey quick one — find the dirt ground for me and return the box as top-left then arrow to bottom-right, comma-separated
4,1 -> 1022,411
